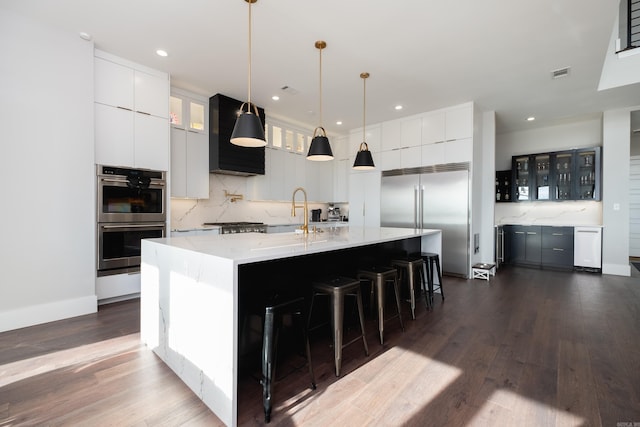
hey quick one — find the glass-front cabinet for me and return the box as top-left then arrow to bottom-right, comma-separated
170,95 -> 206,133
554,151 -> 573,200
576,147 -> 601,200
534,154 -> 551,200
509,147 -> 601,202
513,155 -> 531,201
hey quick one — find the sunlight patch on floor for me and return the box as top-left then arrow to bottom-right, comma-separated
470,389 -> 585,426
0,334 -> 141,388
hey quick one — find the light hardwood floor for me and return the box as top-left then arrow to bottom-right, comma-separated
1,265 -> 639,426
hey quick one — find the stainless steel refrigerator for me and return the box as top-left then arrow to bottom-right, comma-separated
380,165 -> 470,277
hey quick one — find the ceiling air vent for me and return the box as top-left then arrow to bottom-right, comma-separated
551,67 -> 571,79
280,85 -> 299,95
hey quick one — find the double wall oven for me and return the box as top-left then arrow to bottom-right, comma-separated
97,165 -> 166,276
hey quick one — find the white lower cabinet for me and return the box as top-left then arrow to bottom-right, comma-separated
96,273 -> 140,302
170,228 -> 220,237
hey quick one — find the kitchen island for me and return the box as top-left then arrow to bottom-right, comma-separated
140,226 -> 441,426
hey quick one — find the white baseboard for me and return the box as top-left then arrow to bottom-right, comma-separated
602,263 -> 631,277
0,295 -> 97,333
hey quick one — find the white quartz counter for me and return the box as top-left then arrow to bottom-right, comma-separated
152,226 -> 440,265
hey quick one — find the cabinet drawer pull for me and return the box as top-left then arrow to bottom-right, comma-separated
136,110 -> 151,116
577,230 -> 599,233
552,248 -> 564,251
552,233 -> 564,236
116,106 -> 133,111
515,231 -> 525,234
527,232 -> 537,235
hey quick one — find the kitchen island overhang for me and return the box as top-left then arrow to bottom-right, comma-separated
140,226 -> 441,426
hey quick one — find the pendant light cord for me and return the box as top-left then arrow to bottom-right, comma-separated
247,0 -> 253,109
362,76 -> 366,142
318,46 -> 323,127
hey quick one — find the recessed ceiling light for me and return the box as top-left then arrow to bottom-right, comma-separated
526,116 -> 536,121
156,49 -> 168,57
395,105 -> 403,110
336,121 -> 342,125
79,32 -> 92,41
271,95 -> 280,101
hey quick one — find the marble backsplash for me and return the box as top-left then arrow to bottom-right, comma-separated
494,200 -> 602,226
170,173 -> 344,230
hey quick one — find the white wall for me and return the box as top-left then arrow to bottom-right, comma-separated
602,107 -> 636,276
478,111 -> 496,264
496,117 -> 603,170
0,10 -> 97,331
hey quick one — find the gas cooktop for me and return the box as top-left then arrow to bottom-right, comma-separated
203,222 -> 267,234
203,222 -> 264,226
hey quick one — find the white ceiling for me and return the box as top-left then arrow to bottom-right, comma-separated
3,0 -> 640,136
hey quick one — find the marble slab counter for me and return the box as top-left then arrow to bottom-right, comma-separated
157,226 -> 439,265
140,227 -> 441,426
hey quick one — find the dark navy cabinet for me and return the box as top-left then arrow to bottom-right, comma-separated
510,147 -> 601,202
505,225 -> 574,270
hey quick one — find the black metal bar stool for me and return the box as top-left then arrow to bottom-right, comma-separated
357,266 -> 404,345
308,276 -> 369,377
421,252 -> 444,306
390,256 -> 429,318
261,296 -> 316,423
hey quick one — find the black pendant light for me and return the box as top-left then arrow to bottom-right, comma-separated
230,0 -> 266,147
307,41 -> 333,161
353,72 -> 375,170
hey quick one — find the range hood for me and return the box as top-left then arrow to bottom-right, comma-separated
209,93 -> 265,176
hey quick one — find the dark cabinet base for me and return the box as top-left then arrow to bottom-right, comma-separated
504,225 -> 574,270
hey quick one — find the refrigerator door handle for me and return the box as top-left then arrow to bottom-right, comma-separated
414,186 -> 419,228
420,186 -> 425,229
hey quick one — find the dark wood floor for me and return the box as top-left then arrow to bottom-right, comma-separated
1,265 -> 639,426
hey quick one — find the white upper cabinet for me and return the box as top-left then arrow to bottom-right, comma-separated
95,103 -> 134,166
170,90 -> 209,198
333,158 -> 349,202
444,104 -> 473,141
135,113 -> 170,171
95,58 -> 133,110
381,120 -> 402,151
95,57 -> 168,119
331,135 -> 349,160
135,71 -> 169,118
349,124 -> 381,155
421,112 -> 446,145
422,104 -> 472,145
400,117 -> 422,148
94,50 -> 169,171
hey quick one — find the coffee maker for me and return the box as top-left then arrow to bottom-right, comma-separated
327,204 -> 341,221
311,209 -> 322,222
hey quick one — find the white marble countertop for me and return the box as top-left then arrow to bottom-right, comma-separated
495,222 -> 603,227
149,226 -> 440,265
